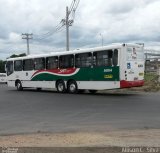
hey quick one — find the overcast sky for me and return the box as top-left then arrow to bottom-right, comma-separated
0,0 -> 160,59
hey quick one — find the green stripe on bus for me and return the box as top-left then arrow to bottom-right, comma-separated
31,66 -> 120,81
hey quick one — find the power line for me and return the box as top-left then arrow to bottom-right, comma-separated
26,0 -> 80,52
34,23 -> 65,40
35,0 -> 80,50
34,21 -> 64,39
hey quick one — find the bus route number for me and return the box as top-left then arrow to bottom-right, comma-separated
104,69 -> 112,73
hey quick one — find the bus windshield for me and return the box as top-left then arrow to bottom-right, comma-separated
127,47 -> 144,61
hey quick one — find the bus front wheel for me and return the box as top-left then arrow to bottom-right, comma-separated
16,81 -> 23,91
56,80 -> 66,93
67,80 -> 78,94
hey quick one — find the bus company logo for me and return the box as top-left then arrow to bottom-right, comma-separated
59,69 -> 73,74
104,69 -> 112,73
50,68 -> 79,75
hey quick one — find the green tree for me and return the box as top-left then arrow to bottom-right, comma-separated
0,53 -> 26,73
9,53 -> 26,58
0,60 -> 5,73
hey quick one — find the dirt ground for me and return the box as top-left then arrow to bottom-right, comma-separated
0,129 -> 160,147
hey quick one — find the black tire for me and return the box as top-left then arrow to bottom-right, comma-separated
56,80 -> 66,93
16,81 -> 23,91
67,80 -> 78,94
89,90 -> 97,94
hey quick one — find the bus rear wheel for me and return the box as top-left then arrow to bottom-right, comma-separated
56,80 -> 66,93
67,80 -> 78,94
16,81 -> 23,91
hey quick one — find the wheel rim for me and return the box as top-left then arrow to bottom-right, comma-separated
69,83 -> 76,92
17,83 -> 21,89
58,83 -> 64,92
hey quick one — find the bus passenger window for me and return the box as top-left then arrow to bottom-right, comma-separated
113,49 -> 118,66
6,61 -> 13,76
23,59 -> 34,71
75,53 -> 92,68
93,50 -> 113,67
46,56 -> 58,69
14,60 -> 23,71
34,58 -> 45,70
59,55 -> 74,69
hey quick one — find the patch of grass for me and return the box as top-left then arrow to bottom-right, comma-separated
144,72 -> 160,92
144,72 -> 157,82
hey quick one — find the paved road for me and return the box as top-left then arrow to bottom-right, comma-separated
0,84 -> 160,135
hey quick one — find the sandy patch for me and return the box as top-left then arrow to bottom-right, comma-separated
0,129 -> 160,147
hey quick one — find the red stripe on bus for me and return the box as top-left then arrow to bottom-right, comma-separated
120,80 -> 144,88
31,68 -> 77,78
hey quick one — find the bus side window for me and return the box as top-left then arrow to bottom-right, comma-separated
93,50 -> 113,67
34,58 -> 45,70
23,59 -> 34,71
46,56 -> 58,69
113,49 -> 118,66
14,60 -> 23,71
6,61 -> 13,76
75,53 -> 92,68
59,55 -> 74,69
108,50 -> 113,66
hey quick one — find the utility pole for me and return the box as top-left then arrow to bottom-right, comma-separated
62,0 -> 79,51
64,6 -> 73,51
66,6 -> 69,51
22,33 -> 33,55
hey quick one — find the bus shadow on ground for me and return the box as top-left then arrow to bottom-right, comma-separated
8,87 -> 140,97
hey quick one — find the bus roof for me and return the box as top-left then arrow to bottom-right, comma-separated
6,43 -> 143,61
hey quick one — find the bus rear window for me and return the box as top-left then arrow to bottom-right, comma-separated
127,47 -> 144,61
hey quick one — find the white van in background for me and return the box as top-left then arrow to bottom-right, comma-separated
0,73 -> 7,83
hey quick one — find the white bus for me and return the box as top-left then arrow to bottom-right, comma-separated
0,73 -> 7,83
6,43 -> 144,93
